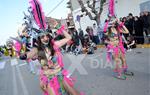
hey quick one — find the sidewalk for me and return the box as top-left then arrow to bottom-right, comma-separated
97,44 -> 150,48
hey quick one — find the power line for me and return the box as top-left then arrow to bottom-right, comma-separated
46,0 -> 65,16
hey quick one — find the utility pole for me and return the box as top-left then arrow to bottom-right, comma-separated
66,0 -> 75,30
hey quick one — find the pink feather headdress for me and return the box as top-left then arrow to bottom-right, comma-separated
29,0 -> 47,30
108,0 -> 115,17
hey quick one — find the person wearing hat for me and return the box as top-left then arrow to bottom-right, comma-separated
104,17 -> 133,80
20,23 -> 80,95
19,0 -> 81,94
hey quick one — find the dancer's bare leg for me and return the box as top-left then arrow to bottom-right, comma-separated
114,56 -> 121,73
47,84 -> 55,95
120,50 -> 127,68
120,50 -> 134,76
113,53 -> 126,79
40,82 -> 47,92
62,80 -> 80,95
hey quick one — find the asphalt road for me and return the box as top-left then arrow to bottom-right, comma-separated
0,48 -> 149,95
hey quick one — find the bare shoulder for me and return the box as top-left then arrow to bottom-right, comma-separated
31,47 -> 38,52
53,39 -> 69,48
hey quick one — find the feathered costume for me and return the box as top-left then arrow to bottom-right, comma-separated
29,0 -> 46,30
39,44 -> 74,95
103,0 -> 133,79
29,0 -> 76,94
104,0 -> 116,64
108,0 -> 115,17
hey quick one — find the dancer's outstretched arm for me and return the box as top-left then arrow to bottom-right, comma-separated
121,25 -> 129,34
55,30 -> 72,48
51,19 -> 72,48
20,47 -> 38,60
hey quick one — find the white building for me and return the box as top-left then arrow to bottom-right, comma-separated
69,0 -> 150,32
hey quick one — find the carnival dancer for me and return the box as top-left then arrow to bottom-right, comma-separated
20,0 -> 81,94
103,0 -> 133,80
13,40 -> 22,58
104,17 -> 134,80
20,25 -> 81,95
6,40 -> 14,57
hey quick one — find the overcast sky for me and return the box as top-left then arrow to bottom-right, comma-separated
0,0 -> 69,45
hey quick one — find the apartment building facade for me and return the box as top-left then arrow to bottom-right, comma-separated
68,0 -> 150,31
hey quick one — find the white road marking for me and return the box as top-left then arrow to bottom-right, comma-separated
16,66 -> 29,95
12,67 -> 18,95
0,61 -> 6,69
17,62 -> 27,67
11,58 -> 18,66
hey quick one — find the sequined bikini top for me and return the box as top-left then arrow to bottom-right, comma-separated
108,32 -> 119,38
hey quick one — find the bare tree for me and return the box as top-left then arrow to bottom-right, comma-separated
77,0 -> 106,26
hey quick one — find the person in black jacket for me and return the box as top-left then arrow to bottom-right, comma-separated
133,16 -> 144,44
78,29 -> 84,47
143,11 -> 150,36
127,13 -> 134,36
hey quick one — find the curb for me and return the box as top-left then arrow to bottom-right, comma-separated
97,44 -> 150,48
